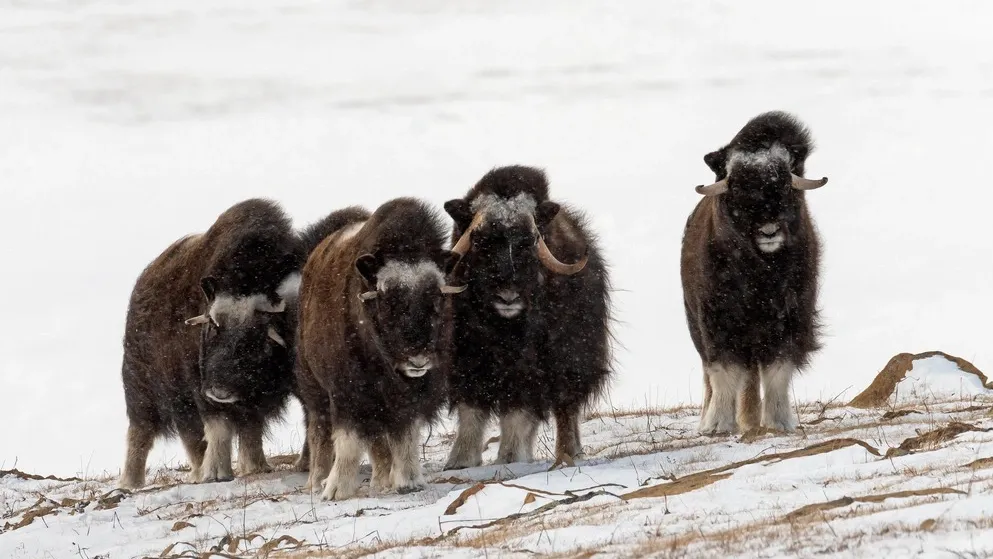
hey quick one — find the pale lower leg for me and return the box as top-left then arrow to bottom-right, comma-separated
200,417 -> 235,483
120,423 -> 155,490
388,423 -> 425,494
444,404 -> 489,470
761,361 -> 798,431
700,363 -> 748,435
237,421 -> 271,475
321,428 -> 363,501
495,409 -> 540,464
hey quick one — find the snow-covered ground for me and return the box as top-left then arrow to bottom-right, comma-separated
1,0 -> 991,540
3,357 -> 992,558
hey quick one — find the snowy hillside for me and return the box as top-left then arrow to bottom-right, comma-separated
3,354 -> 993,558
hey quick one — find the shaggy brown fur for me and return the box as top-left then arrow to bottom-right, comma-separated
120,199 -> 301,489
296,198 -> 451,500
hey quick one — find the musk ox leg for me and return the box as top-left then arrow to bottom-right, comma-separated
306,409 -> 334,491
120,422 -> 155,490
237,420 -> 272,476
699,369 -> 714,431
736,368 -> 761,433
699,362 -> 748,435
444,404 -> 489,470
369,436 -> 392,493
387,423 -> 426,494
294,414 -> 310,472
495,410 -> 539,465
553,407 -> 585,465
760,361 -> 798,432
200,417 -> 235,483
321,428 -> 363,501
177,427 -> 207,482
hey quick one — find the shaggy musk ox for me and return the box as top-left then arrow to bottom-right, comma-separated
681,111 -> 828,435
296,198 -> 461,500
442,166 -> 611,470
119,199 -> 303,490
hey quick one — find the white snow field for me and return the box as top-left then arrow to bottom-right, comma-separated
2,361 -> 993,558
1,0 -> 992,556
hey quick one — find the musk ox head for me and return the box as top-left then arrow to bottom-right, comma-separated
355,254 -> 462,378
695,112 -> 828,254
444,193 -> 586,320
185,274 -> 299,404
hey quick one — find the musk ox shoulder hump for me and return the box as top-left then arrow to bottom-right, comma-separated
466,165 -> 550,204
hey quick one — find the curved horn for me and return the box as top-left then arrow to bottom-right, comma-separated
358,291 -> 378,302
256,298 -> 286,313
791,174 -> 828,190
529,216 -> 588,275
450,211 -> 486,257
695,179 -> 728,196
440,284 -> 468,295
185,314 -> 210,326
267,326 -> 287,348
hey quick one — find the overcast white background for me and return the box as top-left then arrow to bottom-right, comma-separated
1,0 -> 990,476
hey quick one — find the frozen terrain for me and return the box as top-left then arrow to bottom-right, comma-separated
1,0 -> 992,555
3,355 -> 993,558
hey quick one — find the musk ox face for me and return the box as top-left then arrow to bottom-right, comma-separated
356,255 -> 456,378
460,217 -> 542,319
697,144 -> 828,254
187,276 -> 296,404
445,195 -> 586,320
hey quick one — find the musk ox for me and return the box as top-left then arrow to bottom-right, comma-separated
289,205 -> 375,472
296,198 -> 461,500
119,199 -> 303,490
681,111 -> 828,435
442,165 -> 611,470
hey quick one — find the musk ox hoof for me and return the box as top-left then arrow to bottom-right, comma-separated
763,418 -> 799,433
238,462 -> 272,476
200,472 -> 235,484
443,457 -> 482,471
118,476 -> 143,491
396,481 -> 426,495
320,474 -> 359,501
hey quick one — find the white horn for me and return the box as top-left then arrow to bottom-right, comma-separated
440,284 -> 468,295
695,179 -> 728,196
791,174 -> 828,190
267,326 -> 286,348
185,315 -> 210,326
358,291 -> 378,302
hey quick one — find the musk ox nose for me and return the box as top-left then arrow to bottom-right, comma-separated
497,289 -> 519,303
758,223 -> 780,235
204,387 -> 240,404
402,355 -> 433,378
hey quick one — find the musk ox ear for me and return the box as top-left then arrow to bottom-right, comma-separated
355,253 -> 382,286
444,199 -> 474,231
536,201 -> 561,229
704,148 -> 728,176
200,277 -> 218,302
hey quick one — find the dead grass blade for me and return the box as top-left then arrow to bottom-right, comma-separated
963,457 -> 993,470
0,468 -> 83,483
784,487 -> 966,522
623,438 -> 880,501
443,482 -> 486,515
886,422 -> 991,457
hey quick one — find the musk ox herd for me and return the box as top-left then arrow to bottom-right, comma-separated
118,111 -> 830,499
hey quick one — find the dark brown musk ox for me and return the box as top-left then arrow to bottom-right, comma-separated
295,198 -> 464,500
288,205 -> 376,473
442,166 -> 612,470
119,199 -> 303,490
681,111 -> 828,436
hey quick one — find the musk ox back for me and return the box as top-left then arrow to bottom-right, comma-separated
681,111 -> 828,435
442,165 -> 611,470
296,198 -> 459,500
120,199 -> 302,489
